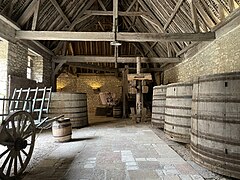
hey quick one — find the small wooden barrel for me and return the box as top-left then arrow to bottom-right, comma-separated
52,118 -> 72,142
47,92 -> 88,128
191,72 -> 240,179
165,82 -> 193,143
113,106 -> 122,118
151,85 -> 167,128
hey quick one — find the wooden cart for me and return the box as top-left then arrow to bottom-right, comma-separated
0,87 -> 59,179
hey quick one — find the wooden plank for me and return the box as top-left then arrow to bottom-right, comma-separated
97,0 -> 107,11
68,63 -> 117,73
16,31 -> 114,41
54,56 -> 181,63
228,0 -> 234,12
127,73 -> 152,81
194,1 -> 215,28
176,42 -> 198,56
164,0 -> 185,30
50,0 -> 71,26
32,0 -> 40,30
126,0 -> 137,12
16,31 -> 215,42
117,32 -> 215,42
17,0 -> 38,26
190,0 -> 200,32
84,10 -> 147,16
212,8 -> 240,31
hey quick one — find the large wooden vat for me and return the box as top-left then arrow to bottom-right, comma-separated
151,85 -> 167,128
48,92 -> 88,128
165,82 -> 192,143
191,72 -> 240,179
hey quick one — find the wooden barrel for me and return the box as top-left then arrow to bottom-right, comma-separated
191,72 -> 240,179
52,118 -> 72,142
151,85 -> 167,128
113,106 -> 122,118
165,82 -> 193,143
48,92 -> 88,128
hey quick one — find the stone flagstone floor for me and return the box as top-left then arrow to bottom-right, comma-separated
22,119 -> 230,180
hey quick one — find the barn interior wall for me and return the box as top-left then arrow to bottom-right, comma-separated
7,41 -> 28,78
57,73 -> 122,123
0,39 -> 8,97
0,18 -> 53,93
164,17 -> 240,84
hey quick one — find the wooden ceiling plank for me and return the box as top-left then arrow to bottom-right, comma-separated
17,0 -> 38,26
200,0 -> 220,24
70,0 -> 96,30
138,0 -> 165,32
32,0 -> 41,30
164,0 -> 185,30
228,0 -> 234,12
194,1 -> 216,28
50,0 -> 71,26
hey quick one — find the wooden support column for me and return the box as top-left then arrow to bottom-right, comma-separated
113,0 -> 119,69
136,57 -> 141,122
52,61 -> 66,91
122,65 -> 129,118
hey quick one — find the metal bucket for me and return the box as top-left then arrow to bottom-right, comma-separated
48,92 -> 88,128
165,82 -> 193,143
151,85 -> 167,128
52,118 -> 72,142
191,72 -> 240,179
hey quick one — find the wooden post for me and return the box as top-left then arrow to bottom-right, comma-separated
122,65 -> 129,118
136,57 -> 141,122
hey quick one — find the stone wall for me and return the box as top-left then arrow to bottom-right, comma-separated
0,39 -> 8,97
42,56 -> 52,87
164,17 -> 240,84
8,42 -> 28,78
57,73 -> 122,117
0,18 -> 53,91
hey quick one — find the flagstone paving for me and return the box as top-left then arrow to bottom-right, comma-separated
22,119 -> 229,180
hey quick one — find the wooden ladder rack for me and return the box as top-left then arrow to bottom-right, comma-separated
9,87 -> 52,124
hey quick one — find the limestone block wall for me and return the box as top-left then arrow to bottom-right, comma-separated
164,18 -> 240,83
0,39 -> 8,97
42,56 -> 52,87
57,73 -> 122,115
8,42 -> 28,78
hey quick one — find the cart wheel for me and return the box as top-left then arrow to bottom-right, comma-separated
0,111 -> 35,179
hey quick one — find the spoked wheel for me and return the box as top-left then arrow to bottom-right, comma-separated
0,111 -> 35,179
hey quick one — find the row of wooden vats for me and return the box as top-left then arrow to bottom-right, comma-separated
151,72 -> 240,179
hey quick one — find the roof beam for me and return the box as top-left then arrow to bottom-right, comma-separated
164,0 -> 185,30
16,31 -> 215,42
54,56 -> 181,63
50,0 -> 71,26
17,0 -> 38,26
97,0 -> 107,11
118,32 -> 215,42
190,0 -> 200,32
31,0 -> 40,30
84,10 -> 147,16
